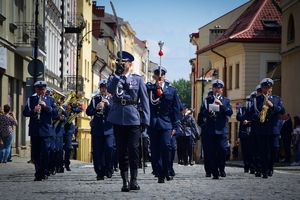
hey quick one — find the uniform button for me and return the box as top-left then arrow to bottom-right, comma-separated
157,112 -> 159,114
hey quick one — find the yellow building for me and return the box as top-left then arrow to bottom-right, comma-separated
75,0 -> 94,162
280,0 -> 300,119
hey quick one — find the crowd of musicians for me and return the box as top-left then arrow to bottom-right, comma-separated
21,50 -> 289,192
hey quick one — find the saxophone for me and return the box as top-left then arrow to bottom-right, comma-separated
259,90 -> 271,123
37,95 -> 42,122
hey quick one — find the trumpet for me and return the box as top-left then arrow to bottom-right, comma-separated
37,95 -> 42,122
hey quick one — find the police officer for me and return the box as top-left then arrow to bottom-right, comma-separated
50,95 -> 68,175
146,66 -> 181,183
236,96 -> 253,173
59,98 -> 82,172
200,79 -> 233,179
86,80 -> 115,180
198,89 -> 213,177
248,86 -> 262,176
179,103 -> 200,165
23,81 -> 58,181
107,51 -> 150,192
251,78 -> 285,178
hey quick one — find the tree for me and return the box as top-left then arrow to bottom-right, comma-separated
171,78 -> 191,107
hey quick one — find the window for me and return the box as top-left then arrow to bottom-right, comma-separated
235,63 -> 239,88
287,14 -> 295,42
261,20 -> 281,30
228,65 -> 232,90
267,62 -> 277,73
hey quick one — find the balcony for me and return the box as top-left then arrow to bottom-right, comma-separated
66,75 -> 84,93
14,22 -> 46,58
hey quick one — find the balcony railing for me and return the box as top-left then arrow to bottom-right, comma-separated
66,75 -> 84,93
15,22 -> 46,52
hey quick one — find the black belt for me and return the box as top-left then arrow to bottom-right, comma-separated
114,99 -> 137,105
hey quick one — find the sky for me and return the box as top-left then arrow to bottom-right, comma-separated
96,0 -> 250,82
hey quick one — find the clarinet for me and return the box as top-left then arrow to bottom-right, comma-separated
37,95 -> 42,122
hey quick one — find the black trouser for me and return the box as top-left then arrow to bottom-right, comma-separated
282,138 -> 292,162
113,124 -> 140,172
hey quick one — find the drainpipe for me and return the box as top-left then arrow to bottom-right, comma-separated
211,49 -> 227,97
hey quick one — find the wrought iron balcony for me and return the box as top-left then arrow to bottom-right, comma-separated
66,75 -> 84,93
15,22 -> 46,52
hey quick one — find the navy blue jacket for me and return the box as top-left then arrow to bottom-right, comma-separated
146,81 -> 181,130
23,95 -> 58,137
86,94 -> 114,136
200,95 -> 233,135
236,107 -> 251,139
251,94 -> 285,135
107,73 -> 150,126
280,118 -> 293,140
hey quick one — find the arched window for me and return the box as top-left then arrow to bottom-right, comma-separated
287,14 -> 295,42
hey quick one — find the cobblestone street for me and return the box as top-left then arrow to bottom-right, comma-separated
0,158 -> 299,199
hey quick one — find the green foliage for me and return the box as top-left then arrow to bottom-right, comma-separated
171,78 -> 191,107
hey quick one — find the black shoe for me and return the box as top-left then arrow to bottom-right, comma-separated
7,159 -> 12,162
268,170 -> 273,177
34,177 -> 42,181
262,173 -> 268,178
57,167 -> 64,173
121,181 -> 130,192
130,182 -> 140,190
189,162 -> 194,166
255,172 -> 261,177
97,175 -> 104,180
213,176 -> 219,179
220,171 -> 226,177
166,175 -> 173,181
51,170 -> 56,175
250,170 -> 255,174
244,169 -> 249,173
114,167 -> 119,172
65,166 -> 71,171
170,168 -> 175,177
106,171 -> 112,178
184,163 -> 188,166
206,174 -> 211,177
158,177 -> 165,183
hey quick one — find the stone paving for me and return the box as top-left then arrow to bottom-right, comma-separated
0,158 -> 299,200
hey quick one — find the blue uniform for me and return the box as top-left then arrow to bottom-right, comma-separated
107,72 -> 150,188
251,94 -> 285,176
146,81 -> 181,180
49,108 -> 68,174
86,94 -> 115,179
197,104 -> 211,176
178,112 -> 200,165
236,107 -> 253,173
200,95 -> 233,178
23,94 -> 58,179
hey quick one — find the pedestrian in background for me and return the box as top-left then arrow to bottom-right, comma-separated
0,105 -> 18,163
107,51 -> 150,192
279,113 -> 293,163
291,116 -> 300,166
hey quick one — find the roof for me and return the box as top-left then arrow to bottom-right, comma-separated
197,0 -> 281,54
